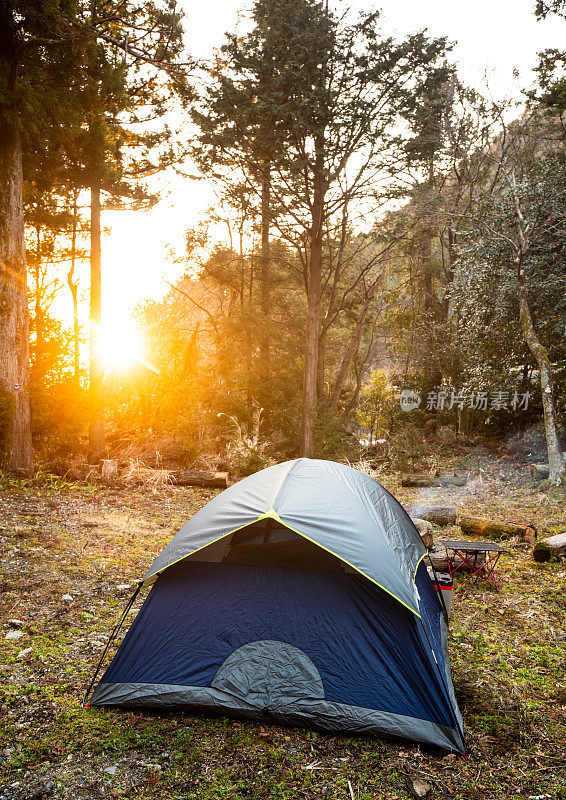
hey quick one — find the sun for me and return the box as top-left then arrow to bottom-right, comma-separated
96,317 -> 145,372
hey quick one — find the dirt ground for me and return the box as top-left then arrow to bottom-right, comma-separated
1,449 -> 565,800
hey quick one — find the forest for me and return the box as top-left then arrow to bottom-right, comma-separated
0,0 -> 564,483
1,1 -> 565,800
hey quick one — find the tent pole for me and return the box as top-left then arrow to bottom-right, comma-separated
417,615 -> 467,755
82,584 -> 141,708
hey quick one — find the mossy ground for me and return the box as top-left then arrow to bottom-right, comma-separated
1,451 -> 565,799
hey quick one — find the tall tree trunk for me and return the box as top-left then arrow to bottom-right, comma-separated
246,254 -> 255,414
341,360 -> 364,420
0,121 -> 33,473
317,328 -> 326,401
420,227 -> 441,396
517,262 -> 563,485
259,167 -> 271,424
88,182 -> 105,459
328,301 -> 370,410
67,192 -> 80,384
300,136 -> 325,457
511,184 -> 563,486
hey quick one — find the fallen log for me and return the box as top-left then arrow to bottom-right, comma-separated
408,505 -> 458,526
172,470 -> 229,488
412,518 -> 434,549
401,473 -> 468,488
459,515 -> 537,544
532,532 -> 566,563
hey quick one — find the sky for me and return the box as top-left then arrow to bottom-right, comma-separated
62,0 -> 566,331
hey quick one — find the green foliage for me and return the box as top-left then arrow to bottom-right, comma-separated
27,268 -> 87,455
312,404 -> 358,461
220,411 -> 274,476
0,1 -> 80,140
388,428 -> 428,472
356,371 -> 396,443
535,0 -> 566,18
452,156 -> 566,417
532,49 -> 566,117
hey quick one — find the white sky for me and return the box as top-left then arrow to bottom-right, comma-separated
57,0 -> 566,329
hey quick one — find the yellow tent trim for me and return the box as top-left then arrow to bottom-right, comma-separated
141,508 -> 422,618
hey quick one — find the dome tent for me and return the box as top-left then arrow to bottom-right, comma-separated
85,458 -> 465,753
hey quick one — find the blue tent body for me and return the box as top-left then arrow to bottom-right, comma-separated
88,459 -> 465,753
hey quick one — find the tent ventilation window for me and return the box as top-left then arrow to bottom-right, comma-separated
223,520 -> 346,573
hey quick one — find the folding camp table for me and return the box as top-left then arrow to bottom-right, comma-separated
441,540 -> 506,591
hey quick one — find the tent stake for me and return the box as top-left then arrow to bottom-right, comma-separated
82,584 -> 141,708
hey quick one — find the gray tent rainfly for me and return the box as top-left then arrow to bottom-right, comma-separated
85,458 -> 466,753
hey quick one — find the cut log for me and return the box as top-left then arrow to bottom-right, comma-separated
172,470 -> 229,488
401,473 -> 468,488
412,518 -> 434,549
459,515 -> 537,544
408,505 -> 458,526
401,473 -> 438,487
532,532 -> 566,562
101,459 -> 118,482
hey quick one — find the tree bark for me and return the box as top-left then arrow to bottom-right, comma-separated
173,470 -> 229,488
407,505 -> 458,526
300,136 -> 325,457
317,327 -> 326,402
0,121 -> 33,473
329,300 -> 370,409
88,182 -> 105,459
517,268 -> 563,486
511,184 -> 563,486
419,228 -> 441,397
459,515 -> 537,543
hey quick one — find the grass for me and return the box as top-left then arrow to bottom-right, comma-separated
1,453 -> 565,800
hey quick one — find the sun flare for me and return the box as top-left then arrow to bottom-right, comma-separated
96,318 -> 145,372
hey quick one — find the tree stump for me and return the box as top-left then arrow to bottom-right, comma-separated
100,459 -> 118,482
532,532 -> 566,562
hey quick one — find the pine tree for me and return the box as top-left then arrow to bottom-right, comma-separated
194,0 -> 451,455
66,0 -> 190,459
0,0 -> 80,472
0,0 -> 191,470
